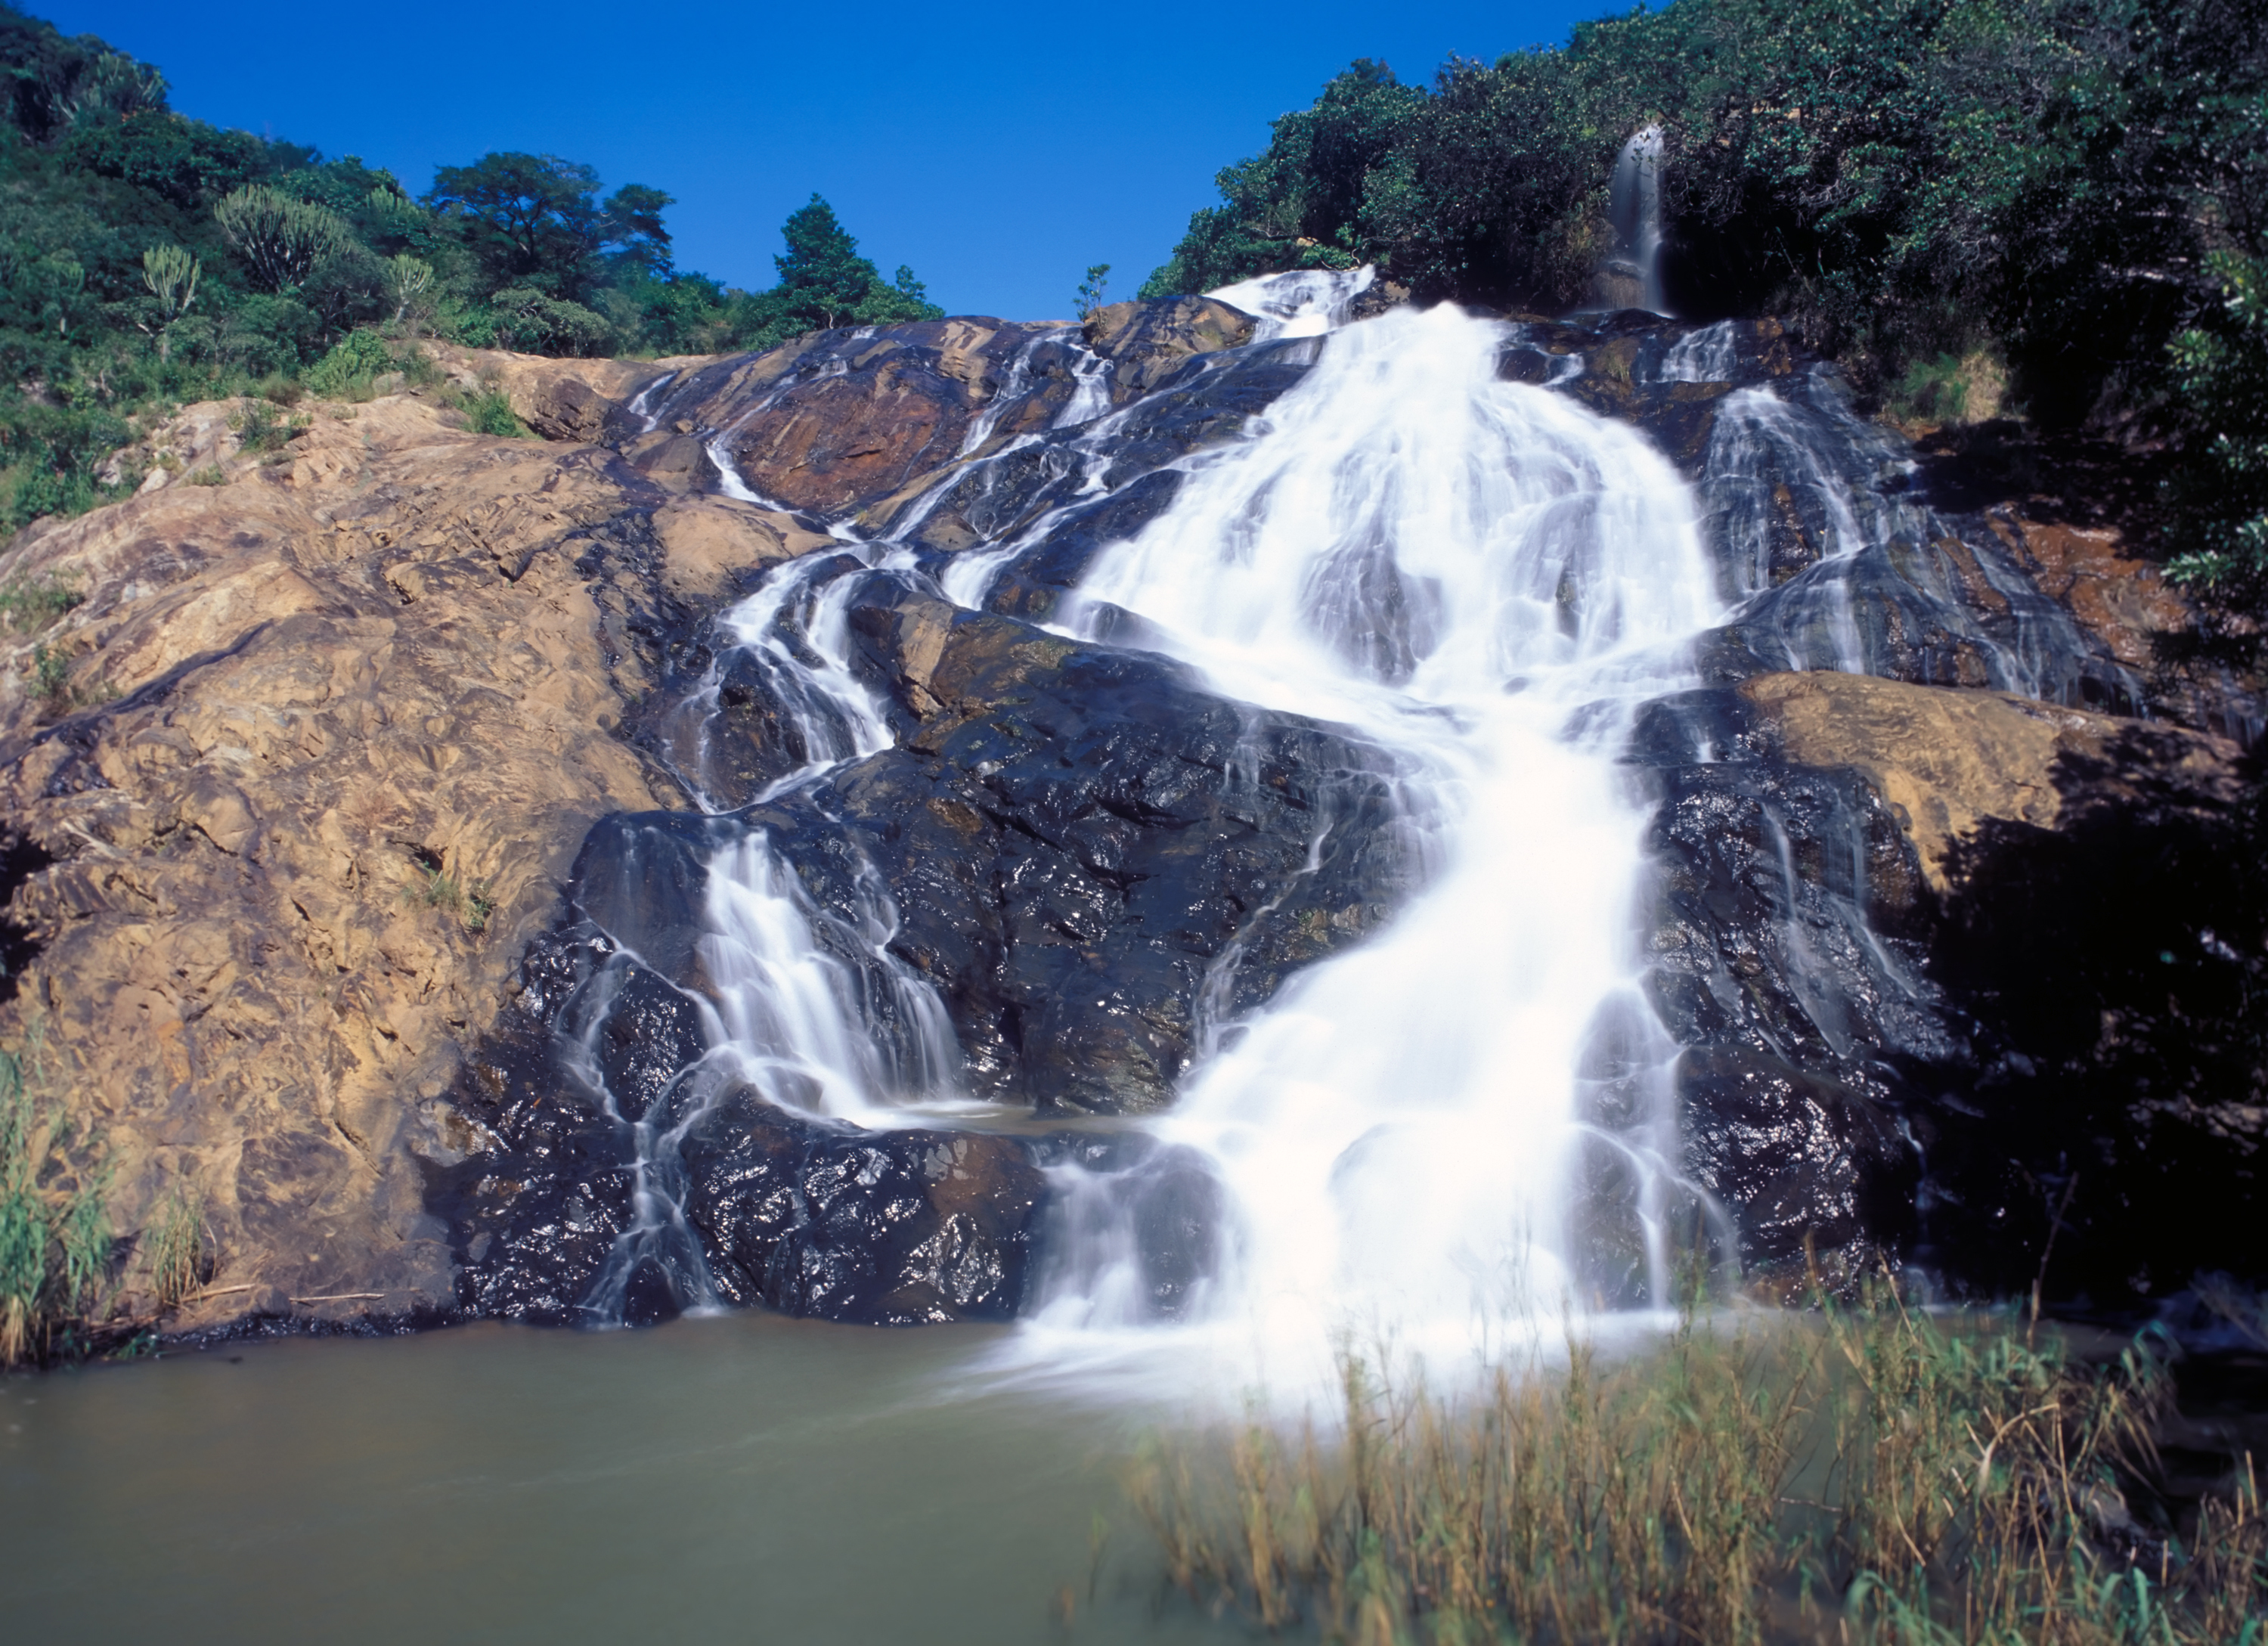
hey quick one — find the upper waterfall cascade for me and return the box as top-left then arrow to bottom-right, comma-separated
1602,126 -> 1669,316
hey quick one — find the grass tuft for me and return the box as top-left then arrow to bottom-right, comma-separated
401,863 -> 497,933
0,575 -> 82,633
144,1180 -> 209,1312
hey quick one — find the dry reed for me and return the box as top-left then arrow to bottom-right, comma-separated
1126,1288 -> 2265,1644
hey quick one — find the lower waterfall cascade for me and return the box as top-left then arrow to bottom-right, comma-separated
438,268 -> 2175,1386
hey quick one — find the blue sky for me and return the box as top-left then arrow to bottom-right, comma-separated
40,1 -> 1618,321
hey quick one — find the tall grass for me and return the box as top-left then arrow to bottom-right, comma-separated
1129,1291 -> 2265,1643
0,1032 -> 110,1365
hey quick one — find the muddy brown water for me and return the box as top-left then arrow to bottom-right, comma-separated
0,1315 -> 1236,1644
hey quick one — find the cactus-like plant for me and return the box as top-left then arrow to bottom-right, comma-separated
138,243 -> 200,362
213,184 -> 353,293
384,254 -> 434,328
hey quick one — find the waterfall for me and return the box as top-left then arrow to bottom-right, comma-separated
543,269 -> 2127,1362
1600,126 -> 1668,315
1005,298 -> 1726,1379
1204,266 -> 1375,341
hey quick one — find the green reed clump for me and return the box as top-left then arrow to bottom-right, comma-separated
1128,1294 -> 2266,1644
142,1180 -> 208,1312
0,1034 -> 110,1365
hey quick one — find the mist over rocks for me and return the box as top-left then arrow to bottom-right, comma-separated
0,291 -> 2254,1344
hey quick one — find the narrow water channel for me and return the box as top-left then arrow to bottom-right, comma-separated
0,1320 -> 1228,1644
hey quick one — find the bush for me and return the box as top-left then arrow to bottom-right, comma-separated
457,387 -> 527,439
302,327 -> 395,398
230,397 -> 302,453
487,286 -> 612,356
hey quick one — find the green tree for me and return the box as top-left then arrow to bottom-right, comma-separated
137,242 -> 197,361
2164,253 -> 2268,612
732,194 -> 944,347
1075,262 -> 1111,319
423,152 -> 672,302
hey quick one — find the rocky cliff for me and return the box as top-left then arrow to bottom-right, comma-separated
0,300 -> 2254,1344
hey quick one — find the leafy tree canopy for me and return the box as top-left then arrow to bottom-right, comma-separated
730,194 -> 943,347
423,151 -> 673,301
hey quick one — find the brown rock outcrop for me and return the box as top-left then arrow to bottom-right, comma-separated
1738,670 -> 2242,891
0,386 -> 825,1331
683,320 -> 1063,514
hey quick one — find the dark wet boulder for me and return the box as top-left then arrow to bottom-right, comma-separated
1634,669 -> 2259,1301
1673,1046 -> 1916,1289
1634,699 -> 1946,1283
754,580 -> 1418,1112
980,470 -> 1187,623
440,935 -> 644,1325
681,1091 -> 1046,1324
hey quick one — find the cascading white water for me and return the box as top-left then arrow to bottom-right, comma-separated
984,298 -> 1727,1384
1205,266 -> 1375,341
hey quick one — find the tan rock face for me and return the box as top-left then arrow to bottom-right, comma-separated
1739,670 -> 2242,891
0,386 -> 823,1331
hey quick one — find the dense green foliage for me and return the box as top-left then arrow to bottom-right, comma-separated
2164,252 -> 2268,603
1145,0 -> 2265,426
0,3 -> 940,535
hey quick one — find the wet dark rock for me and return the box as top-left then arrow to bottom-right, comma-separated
623,319 -> 1078,516
681,1091 -> 1046,1324
1634,673 -> 2262,1300
591,964 -> 708,1124
777,578 -> 1414,1111
1344,278 -> 1414,323
981,470 -> 1187,623
889,337 -> 1318,569
1634,705 -> 1946,1282
440,1021 -> 641,1325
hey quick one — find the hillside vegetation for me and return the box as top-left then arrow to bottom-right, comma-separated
0,3 -> 940,532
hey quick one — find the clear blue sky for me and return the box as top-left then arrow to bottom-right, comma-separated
39,1 -> 1620,321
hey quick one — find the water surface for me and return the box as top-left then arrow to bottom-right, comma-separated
0,1317 -> 1228,1644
